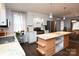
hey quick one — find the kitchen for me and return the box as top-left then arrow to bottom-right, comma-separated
0,3 -> 79,56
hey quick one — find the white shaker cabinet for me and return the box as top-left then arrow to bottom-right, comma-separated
0,3 -> 7,27
27,31 -> 37,43
0,3 -> 6,20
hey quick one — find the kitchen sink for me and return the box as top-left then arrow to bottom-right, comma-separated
0,36 -> 15,44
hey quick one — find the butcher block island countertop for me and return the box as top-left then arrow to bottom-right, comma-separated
37,31 -> 71,40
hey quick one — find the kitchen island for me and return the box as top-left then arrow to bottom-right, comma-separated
36,31 -> 71,56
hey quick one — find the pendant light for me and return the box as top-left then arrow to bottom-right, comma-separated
63,16 -> 66,20
49,13 -> 53,18
63,7 -> 66,20
49,3 -> 53,19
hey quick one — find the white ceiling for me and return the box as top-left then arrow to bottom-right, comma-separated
5,3 -> 79,17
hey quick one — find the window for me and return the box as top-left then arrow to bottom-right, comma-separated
73,22 -> 79,30
13,12 -> 26,32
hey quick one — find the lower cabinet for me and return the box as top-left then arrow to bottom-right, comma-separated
17,31 -> 37,43
27,31 -> 37,43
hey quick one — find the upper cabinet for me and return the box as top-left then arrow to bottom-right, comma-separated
0,3 -> 6,21
0,4 -> 7,27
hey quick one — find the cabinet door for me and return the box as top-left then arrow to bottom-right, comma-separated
0,4 -> 6,20
28,31 -> 37,43
22,32 -> 28,43
64,35 -> 69,48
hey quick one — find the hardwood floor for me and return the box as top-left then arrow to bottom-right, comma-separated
20,42 -> 42,56
20,40 -> 79,56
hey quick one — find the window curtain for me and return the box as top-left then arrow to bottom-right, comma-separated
13,11 -> 26,32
